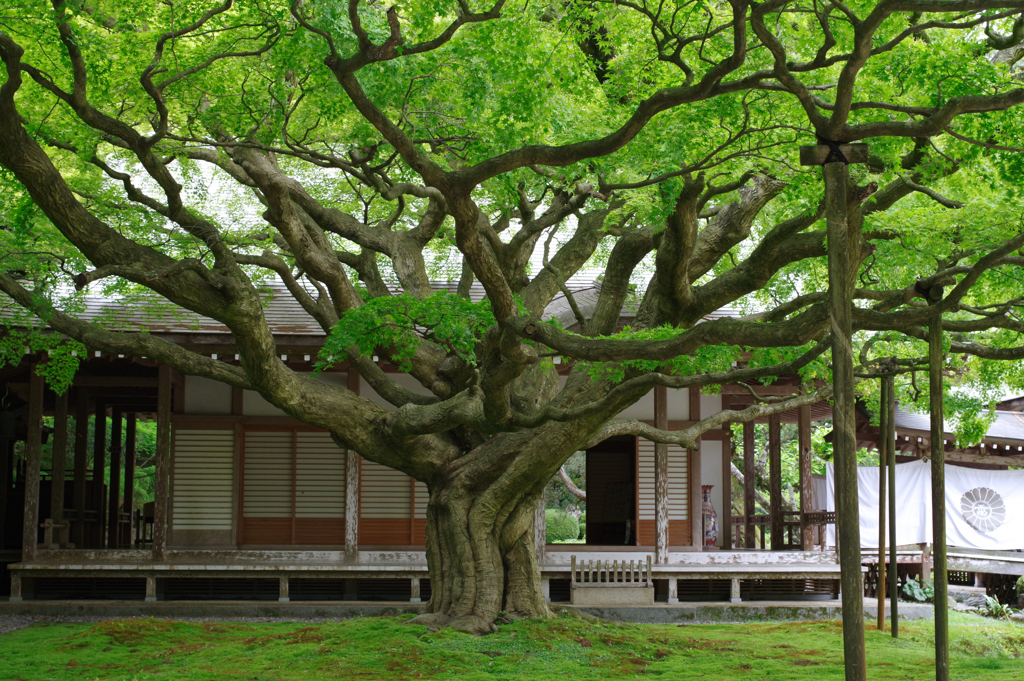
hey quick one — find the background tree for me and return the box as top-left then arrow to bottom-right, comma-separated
3,1 -> 1024,633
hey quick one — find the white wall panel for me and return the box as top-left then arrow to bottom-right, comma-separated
183,377 -> 231,415
296,431 -> 346,519
243,431 -> 293,517
172,429 -> 234,530
637,438 -> 689,521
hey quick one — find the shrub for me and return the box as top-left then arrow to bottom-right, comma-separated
979,595 -> 1017,620
1016,575 -> 1024,596
902,577 -> 934,603
578,513 -> 586,540
545,509 -> 580,543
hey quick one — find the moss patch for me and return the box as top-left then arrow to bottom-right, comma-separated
0,612 -> 1020,680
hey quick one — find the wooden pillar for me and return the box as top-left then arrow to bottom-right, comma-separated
824,159 -> 866,680
768,414 -> 783,550
877,379 -> 889,632
0,425 -> 10,550
743,421 -> 755,549
152,366 -> 171,561
689,387 -> 703,549
798,405 -> 814,550
124,413 -> 136,547
885,375 -> 899,638
722,423 -> 732,549
928,300 -> 949,681
107,407 -> 122,549
72,389 -> 89,548
654,386 -> 669,563
279,576 -> 290,603
410,577 -> 421,603
92,399 -> 106,548
49,389 -> 69,548
22,368 -> 44,562
344,368 -> 360,562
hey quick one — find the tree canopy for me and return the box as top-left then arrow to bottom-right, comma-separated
3,0 -> 1024,630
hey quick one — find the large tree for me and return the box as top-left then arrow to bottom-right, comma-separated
3,0 -> 1024,633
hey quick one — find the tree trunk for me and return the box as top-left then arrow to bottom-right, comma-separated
410,478 -> 549,632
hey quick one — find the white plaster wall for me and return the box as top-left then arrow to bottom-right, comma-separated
700,391 -> 722,418
183,376 -> 231,415
701,440 -> 724,546
359,372 -> 434,408
614,388 -> 692,421
243,390 -> 286,416
242,371 -> 349,416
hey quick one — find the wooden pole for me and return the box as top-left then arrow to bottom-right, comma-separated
886,375 -> 899,637
722,423 -> 733,549
22,367 -> 44,562
877,379 -> 889,632
929,303 -> 948,681
344,367 -> 361,562
689,387 -> 702,549
92,399 -> 106,548
108,406 -> 122,549
768,414 -> 783,550
798,405 -> 814,550
654,386 -> 669,562
72,389 -> 88,547
124,413 -> 136,546
824,159 -> 866,680
0,429 -> 9,550
153,366 -> 171,561
743,421 -> 755,549
50,389 -> 69,548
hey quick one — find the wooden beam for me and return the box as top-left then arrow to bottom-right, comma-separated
823,159 -> 866,681
231,387 -> 244,416
885,375 -> 899,638
722,423 -> 732,549
877,379 -> 889,633
689,387 -> 703,549
768,414 -> 783,550
108,407 -> 122,549
798,404 -> 813,550
92,399 -> 106,548
799,143 -> 869,166
124,413 -> 136,547
654,386 -> 669,563
743,421 -> 755,549
50,389 -> 69,548
929,309 -> 949,681
22,367 -> 44,562
72,389 -> 88,547
73,377 -> 159,388
153,365 -> 171,560
344,368 -> 360,561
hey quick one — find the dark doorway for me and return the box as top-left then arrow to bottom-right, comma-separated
585,435 -> 636,545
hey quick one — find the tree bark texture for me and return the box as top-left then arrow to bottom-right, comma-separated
654,386 -> 669,563
825,161 -> 866,681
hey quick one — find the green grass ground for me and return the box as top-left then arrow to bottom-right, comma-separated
0,611 -> 1021,680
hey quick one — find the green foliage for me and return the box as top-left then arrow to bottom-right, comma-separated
1016,575 -> 1024,596
317,292 -> 502,371
903,577 -> 935,603
0,331 -> 85,395
979,596 -> 1017,621
545,508 -> 580,543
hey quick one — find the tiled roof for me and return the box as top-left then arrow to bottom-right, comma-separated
895,406 -> 1024,446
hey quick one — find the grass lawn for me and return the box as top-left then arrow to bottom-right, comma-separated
0,611 -> 1021,680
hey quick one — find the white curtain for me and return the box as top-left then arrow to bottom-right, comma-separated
825,459 -> 1024,551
